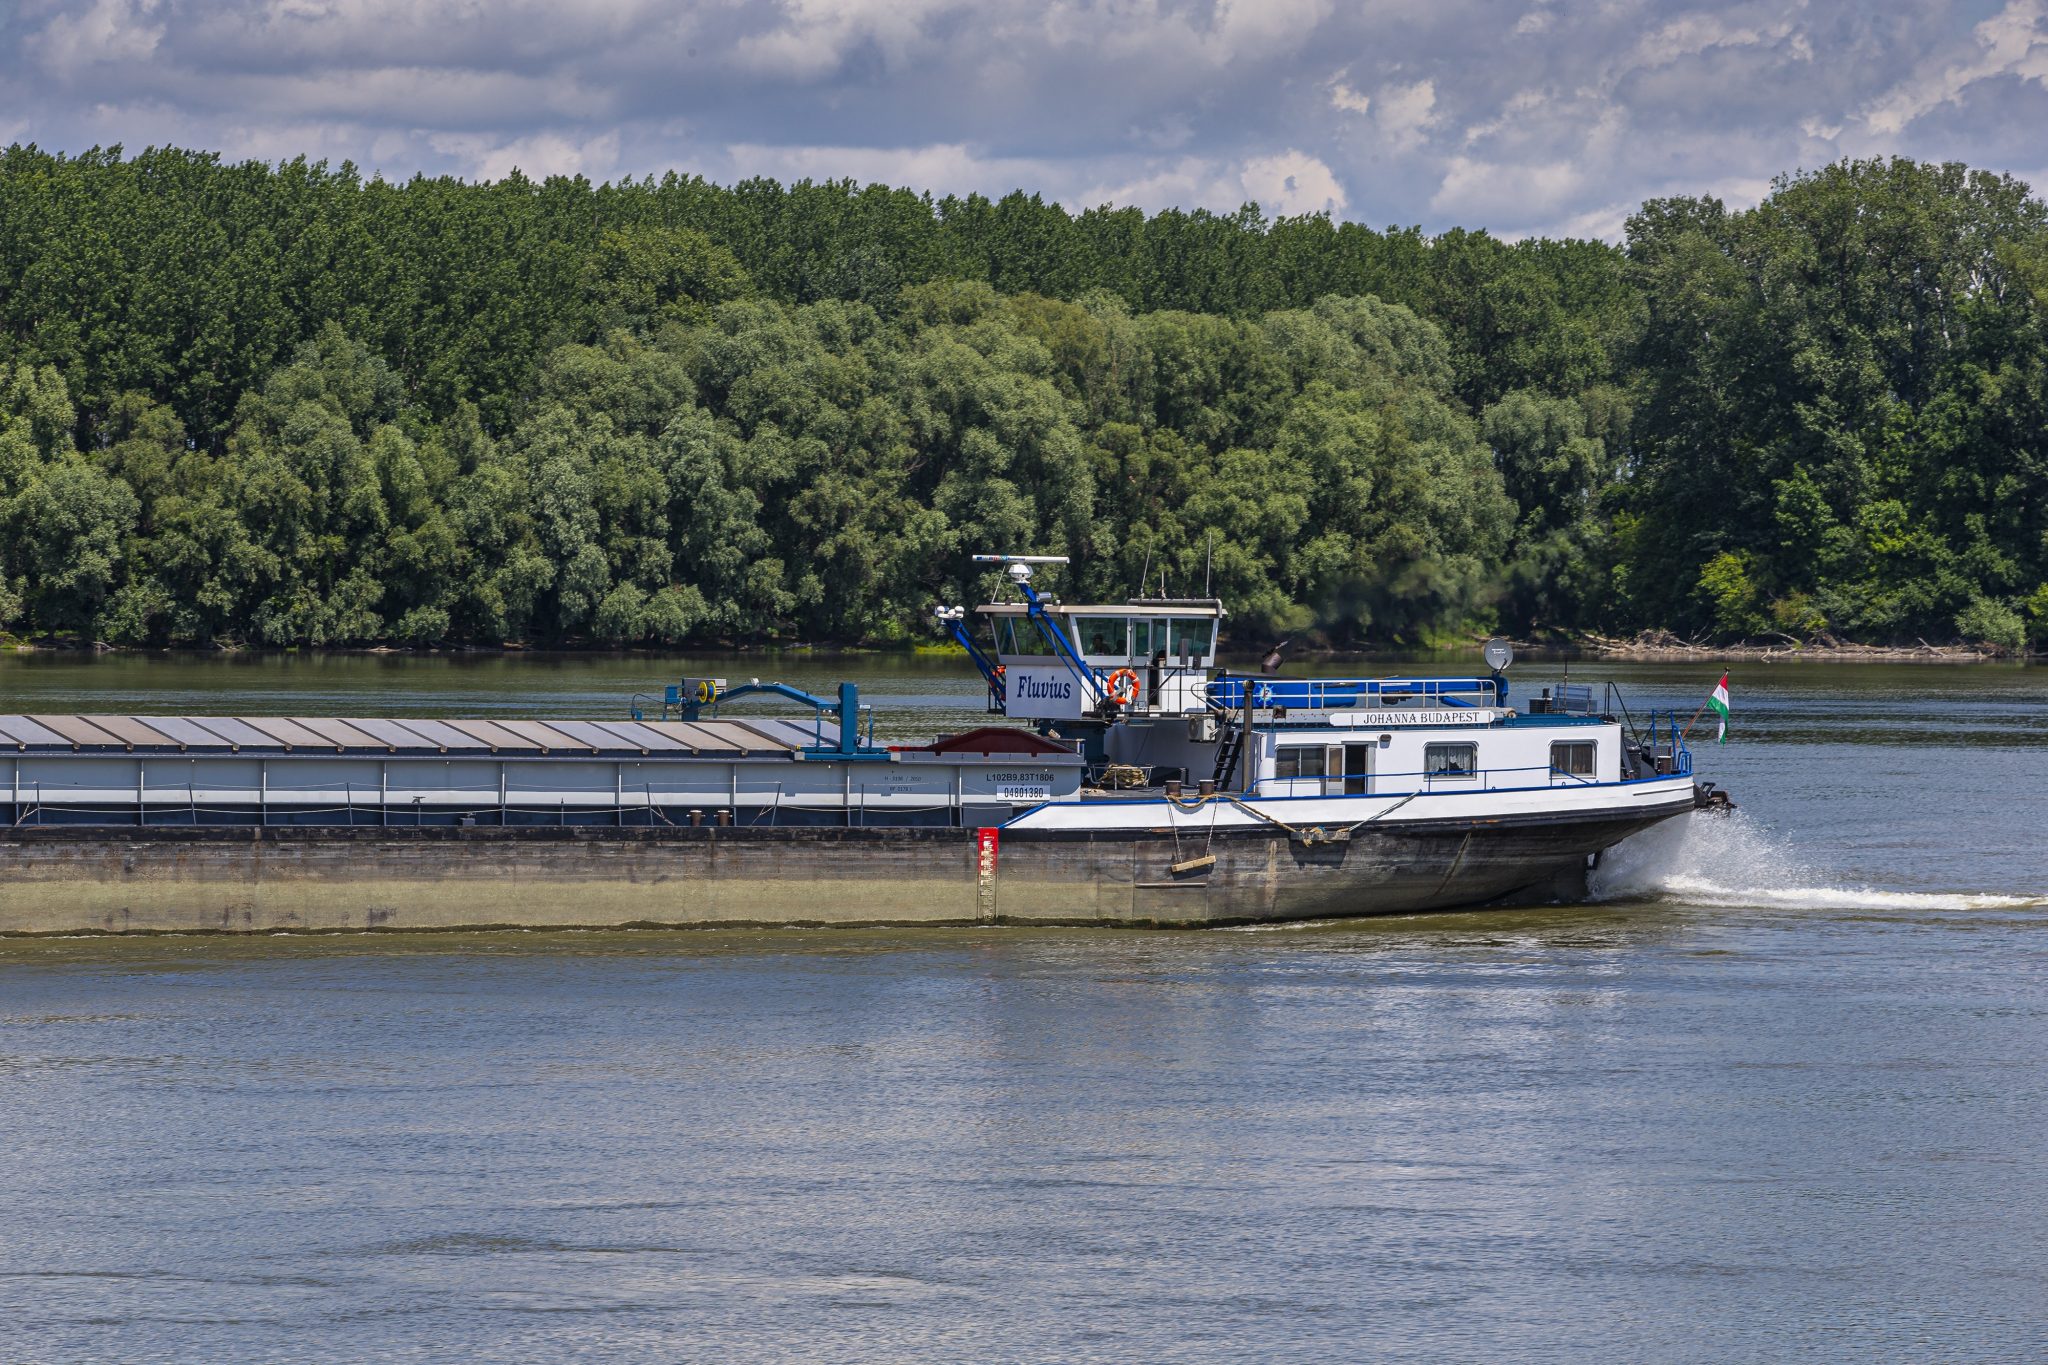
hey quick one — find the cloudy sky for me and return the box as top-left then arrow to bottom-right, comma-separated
5,0 -> 2048,239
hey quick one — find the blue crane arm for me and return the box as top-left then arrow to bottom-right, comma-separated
1019,582 -> 1104,703
667,679 -> 886,759
948,617 -> 1006,703
677,680 -> 835,719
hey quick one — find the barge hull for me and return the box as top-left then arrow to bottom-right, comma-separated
0,804 -> 1691,935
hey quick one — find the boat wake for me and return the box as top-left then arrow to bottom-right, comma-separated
1591,811 -> 2048,913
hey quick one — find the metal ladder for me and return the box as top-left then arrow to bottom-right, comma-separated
1211,714 -> 1246,789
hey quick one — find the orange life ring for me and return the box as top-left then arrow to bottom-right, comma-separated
1105,668 -> 1141,706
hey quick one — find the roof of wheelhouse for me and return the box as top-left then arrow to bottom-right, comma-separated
976,599 -> 1225,617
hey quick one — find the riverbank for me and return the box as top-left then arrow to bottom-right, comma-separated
1562,631 -> 2024,663
1,632 -> 2031,664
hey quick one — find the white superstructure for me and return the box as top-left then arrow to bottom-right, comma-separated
936,555 -> 1710,838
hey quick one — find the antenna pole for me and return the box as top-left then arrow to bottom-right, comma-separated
1204,532 -> 1213,597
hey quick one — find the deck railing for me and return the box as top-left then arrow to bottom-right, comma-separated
1242,760 -> 1661,798
1206,675 -> 1502,713
1639,711 -> 1694,777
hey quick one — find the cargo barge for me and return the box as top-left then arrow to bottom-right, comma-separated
0,556 -> 1716,934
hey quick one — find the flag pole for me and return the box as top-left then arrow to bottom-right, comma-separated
1676,698 -> 1711,746
1679,673 -> 1727,746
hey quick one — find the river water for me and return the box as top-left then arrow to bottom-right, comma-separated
1,653 -> 2044,1362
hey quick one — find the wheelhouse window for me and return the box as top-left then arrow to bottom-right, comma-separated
995,617 -> 1059,655
1424,743 -> 1478,779
1550,741 -> 1597,778
1274,745 -> 1329,779
1074,616 -> 1129,657
1166,619 -> 1213,661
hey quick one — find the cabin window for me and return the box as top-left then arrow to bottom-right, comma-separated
1167,619 -> 1213,660
1424,743 -> 1478,779
1075,616 -> 1128,657
995,617 -> 1059,655
1129,619 -> 1152,657
1551,741 -> 1597,777
1275,745 -> 1329,779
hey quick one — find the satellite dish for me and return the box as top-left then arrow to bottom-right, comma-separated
1482,638 -> 1515,672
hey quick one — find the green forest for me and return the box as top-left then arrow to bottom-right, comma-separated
2,145 -> 2046,652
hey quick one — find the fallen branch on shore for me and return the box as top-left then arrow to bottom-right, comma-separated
1571,630 -> 2012,662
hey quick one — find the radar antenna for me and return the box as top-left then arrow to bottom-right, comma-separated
971,553 -> 1069,587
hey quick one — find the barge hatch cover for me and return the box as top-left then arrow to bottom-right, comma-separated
495,721 -> 600,753
438,719 -> 534,752
139,716 -> 237,750
290,717 -> 390,751
239,717 -> 332,750
26,716 -> 128,748
335,718 -> 445,751
85,716 -> 180,749
0,717 -> 68,748
182,717 -> 279,749
0,714 -> 841,762
382,719 -> 488,751
595,721 -> 691,752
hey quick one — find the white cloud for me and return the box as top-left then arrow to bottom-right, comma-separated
724,141 -> 1060,196
1329,80 -> 1372,115
1030,0 -> 1204,66
43,0 -> 671,76
1027,0 -> 1327,70
29,0 -> 165,77
735,0 -> 968,78
1461,88 -> 1548,147
8,0 -> 2048,243
1431,154 -> 1583,220
430,129 -> 622,181
1374,79 -> 1438,150
719,142 -> 1345,219
1077,157 -> 1246,214
1860,0 -> 2048,135
1704,174 -> 1776,212
1507,199 -> 1634,244
1212,0 -> 1329,59
1239,149 -> 1346,216
52,102 -> 420,171
1624,11 -> 1804,73
1130,115 -> 1196,152
179,66 -> 613,126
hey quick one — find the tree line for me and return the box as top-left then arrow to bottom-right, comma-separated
1,145 -> 2044,651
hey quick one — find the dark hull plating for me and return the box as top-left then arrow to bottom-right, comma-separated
0,802 -> 1693,934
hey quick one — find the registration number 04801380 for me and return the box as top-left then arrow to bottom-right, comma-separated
989,769 -> 1053,803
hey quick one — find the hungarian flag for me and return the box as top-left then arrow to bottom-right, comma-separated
1708,673 -> 1731,744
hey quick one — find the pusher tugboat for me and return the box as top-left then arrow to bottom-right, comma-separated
930,554 -> 1714,918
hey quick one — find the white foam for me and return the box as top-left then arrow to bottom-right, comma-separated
1652,876 -> 2045,913
1591,811 -> 2046,913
